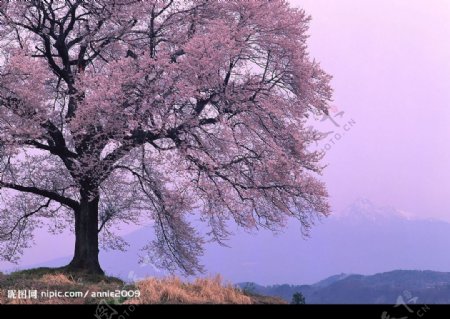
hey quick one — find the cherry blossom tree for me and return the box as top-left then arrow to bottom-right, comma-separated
0,0 -> 332,275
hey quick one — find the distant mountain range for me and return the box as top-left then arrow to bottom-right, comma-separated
3,198 -> 450,287
238,270 -> 450,304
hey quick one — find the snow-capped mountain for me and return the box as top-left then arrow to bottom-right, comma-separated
334,198 -> 416,222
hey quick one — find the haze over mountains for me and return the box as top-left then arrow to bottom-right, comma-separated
3,198 -> 450,287
239,270 -> 450,304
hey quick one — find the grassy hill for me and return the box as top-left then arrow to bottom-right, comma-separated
0,268 -> 285,304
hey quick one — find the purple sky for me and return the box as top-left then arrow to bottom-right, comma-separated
2,1 -> 450,280
295,0 -> 450,220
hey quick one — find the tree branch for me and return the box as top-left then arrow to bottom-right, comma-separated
0,181 -> 79,210
0,198 -> 52,240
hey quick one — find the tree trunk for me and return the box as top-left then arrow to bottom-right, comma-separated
66,190 -> 104,275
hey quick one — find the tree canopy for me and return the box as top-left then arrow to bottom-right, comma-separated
0,0 -> 332,275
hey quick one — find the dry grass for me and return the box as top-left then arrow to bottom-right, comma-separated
39,273 -> 74,285
0,269 -> 285,304
126,275 -> 252,304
